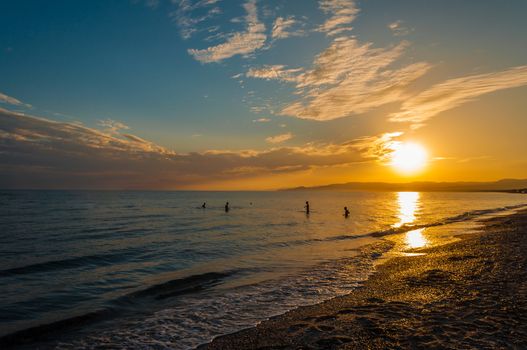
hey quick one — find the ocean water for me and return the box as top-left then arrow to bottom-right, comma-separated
0,190 -> 526,349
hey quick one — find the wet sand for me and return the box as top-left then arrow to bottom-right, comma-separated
203,210 -> 527,349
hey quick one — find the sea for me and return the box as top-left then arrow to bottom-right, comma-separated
1,190 -> 526,349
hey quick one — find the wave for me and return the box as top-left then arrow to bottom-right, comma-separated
0,250 -> 142,278
0,271 -> 235,348
119,271 -> 234,301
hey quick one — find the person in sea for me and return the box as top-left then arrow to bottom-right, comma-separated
202,202 -> 206,209
225,202 -> 229,212
305,201 -> 310,215
344,206 -> 350,218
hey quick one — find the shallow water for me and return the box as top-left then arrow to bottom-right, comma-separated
0,190 -> 526,348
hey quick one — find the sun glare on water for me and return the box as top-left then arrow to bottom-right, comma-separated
390,142 -> 428,174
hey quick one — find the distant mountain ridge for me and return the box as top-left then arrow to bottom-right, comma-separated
283,179 -> 527,192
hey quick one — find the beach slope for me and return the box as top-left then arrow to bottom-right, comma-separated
203,210 -> 527,349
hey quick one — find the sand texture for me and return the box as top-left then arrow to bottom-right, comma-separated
203,210 -> 527,349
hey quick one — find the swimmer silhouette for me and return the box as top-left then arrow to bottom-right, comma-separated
202,202 -> 206,209
225,202 -> 230,212
305,201 -> 310,215
344,206 -> 350,218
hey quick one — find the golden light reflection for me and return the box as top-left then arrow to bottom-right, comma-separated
405,228 -> 428,249
393,192 -> 420,228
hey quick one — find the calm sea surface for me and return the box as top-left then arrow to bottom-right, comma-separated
1,190 -> 526,348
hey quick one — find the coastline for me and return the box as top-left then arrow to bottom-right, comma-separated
202,209 -> 527,349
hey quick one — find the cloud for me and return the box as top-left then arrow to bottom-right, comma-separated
266,132 -> 293,144
350,131 -> 404,164
0,109 -> 370,189
271,16 -> 304,40
390,65 -> 527,126
98,119 -> 130,134
187,0 -> 266,63
0,91 -> 31,108
253,117 -> 271,122
388,20 -> 412,36
171,0 -> 222,40
246,65 -> 303,82
247,38 -> 431,121
317,0 -> 359,36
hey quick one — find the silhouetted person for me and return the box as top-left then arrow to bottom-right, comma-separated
202,202 -> 206,208
305,201 -> 310,215
344,206 -> 350,218
225,202 -> 230,212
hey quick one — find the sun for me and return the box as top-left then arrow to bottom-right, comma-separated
390,142 -> 428,174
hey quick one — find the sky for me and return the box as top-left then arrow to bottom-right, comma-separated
1,0 -> 526,190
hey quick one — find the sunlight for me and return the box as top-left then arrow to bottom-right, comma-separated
390,142 -> 428,174
405,228 -> 428,249
393,192 -> 420,228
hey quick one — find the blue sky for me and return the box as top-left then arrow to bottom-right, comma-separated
1,0 -> 527,189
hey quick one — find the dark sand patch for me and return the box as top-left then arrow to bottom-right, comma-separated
202,210 -> 527,349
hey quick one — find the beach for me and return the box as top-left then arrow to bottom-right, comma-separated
203,209 -> 527,349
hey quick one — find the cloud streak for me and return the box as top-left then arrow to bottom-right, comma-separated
248,38 -> 431,121
187,0 -> 266,63
271,16 -> 304,40
0,91 -> 31,108
246,65 -> 302,82
350,131 -> 404,164
266,132 -> 293,144
390,65 -> 527,126
388,20 -> 412,36
172,0 -> 223,40
317,0 -> 359,36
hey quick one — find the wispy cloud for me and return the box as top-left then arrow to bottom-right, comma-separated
317,0 -> 359,36
246,65 -> 302,82
388,20 -> 412,36
271,16 -> 304,40
98,119 -> 130,134
266,132 -> 293,144
0,109 -> 370,189
351,131 -> 404,164
0,91 -> 31,108
247,38 -> 431,121
253,117 -> 271,123
188,0 -> 266,63
390,65 -> 527,126
171,0 -> 222,40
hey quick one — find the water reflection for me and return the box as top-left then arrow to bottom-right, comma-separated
393,192 -> 428,249
393,192 -> 420,228
405,228 -> 427,249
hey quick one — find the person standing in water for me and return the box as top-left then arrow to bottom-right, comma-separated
225,202 -> 230,212
305,201 -> 310,215
202,202 -> 206,209
344,206 -> 350,218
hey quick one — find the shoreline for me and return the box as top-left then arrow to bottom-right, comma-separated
202,209 -> 527,349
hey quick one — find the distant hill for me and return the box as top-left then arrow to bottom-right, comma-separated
283,179 -> 527,193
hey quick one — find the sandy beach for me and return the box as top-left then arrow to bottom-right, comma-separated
203,209 -> 527,349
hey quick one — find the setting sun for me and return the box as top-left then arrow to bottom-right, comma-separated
390,142 -> 428,174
